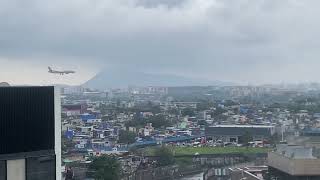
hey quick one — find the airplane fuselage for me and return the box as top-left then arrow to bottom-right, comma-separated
48,67 -> 75,75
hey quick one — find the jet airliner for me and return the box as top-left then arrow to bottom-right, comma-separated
48,67 -> 75,75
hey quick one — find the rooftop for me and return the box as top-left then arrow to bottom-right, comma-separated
208,125 -> 275,128
274,144 -> 315,159
268,144 -> 320,176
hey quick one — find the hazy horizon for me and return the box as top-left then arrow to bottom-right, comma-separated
1,0 -> 320,86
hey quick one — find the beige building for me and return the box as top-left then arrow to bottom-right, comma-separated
267,144 -> 320,179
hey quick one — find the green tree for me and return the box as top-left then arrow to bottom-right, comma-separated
213,107 -> 227,116
198,119 -> 207,126
125,112 -> 146,128
61,136 -> 75,153
181,108 -> 195,117
89,155 -> 120,180
223,100 -> 238,107
125,114 -> 172,129
197,100 -> 213,111
269,133 -> 280,145
154,146 -> 175,166
239,131 -> 253,146
149,115 -> 171,128
150,105 -> 161,114
168,108 -> 179,115
118,130 -> 136,144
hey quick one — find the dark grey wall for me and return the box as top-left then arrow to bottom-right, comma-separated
0,87 -> 55,154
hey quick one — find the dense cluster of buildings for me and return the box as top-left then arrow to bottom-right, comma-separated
58,85 -> 320,179
5,84 -> 320,179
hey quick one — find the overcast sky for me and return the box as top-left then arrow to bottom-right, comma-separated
1,0 -> 320,85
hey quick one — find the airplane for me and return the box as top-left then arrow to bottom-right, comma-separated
48,67 -> 75,75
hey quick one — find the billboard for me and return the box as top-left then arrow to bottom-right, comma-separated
0,86 -> 55,155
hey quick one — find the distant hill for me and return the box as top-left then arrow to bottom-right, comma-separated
83,69 -> 234,90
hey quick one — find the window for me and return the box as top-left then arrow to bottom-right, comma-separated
0,160 -> 6,180
26,156 -> 55,180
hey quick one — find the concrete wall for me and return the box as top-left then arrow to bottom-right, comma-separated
55,87 -> 62,180
7,159 -> 25,180
268,152 -> 320,176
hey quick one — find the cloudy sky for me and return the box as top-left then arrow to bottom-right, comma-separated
1,0 -> 320,85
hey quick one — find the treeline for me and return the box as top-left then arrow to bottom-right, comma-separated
125,114 -> 172,129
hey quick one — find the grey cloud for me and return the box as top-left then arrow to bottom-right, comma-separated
135,0 -> 187,8
1,0 -> 320,84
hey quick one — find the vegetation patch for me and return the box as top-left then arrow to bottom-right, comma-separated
145,146 -> 270,156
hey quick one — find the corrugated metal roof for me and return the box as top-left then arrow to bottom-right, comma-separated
205,126 -> 272,136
